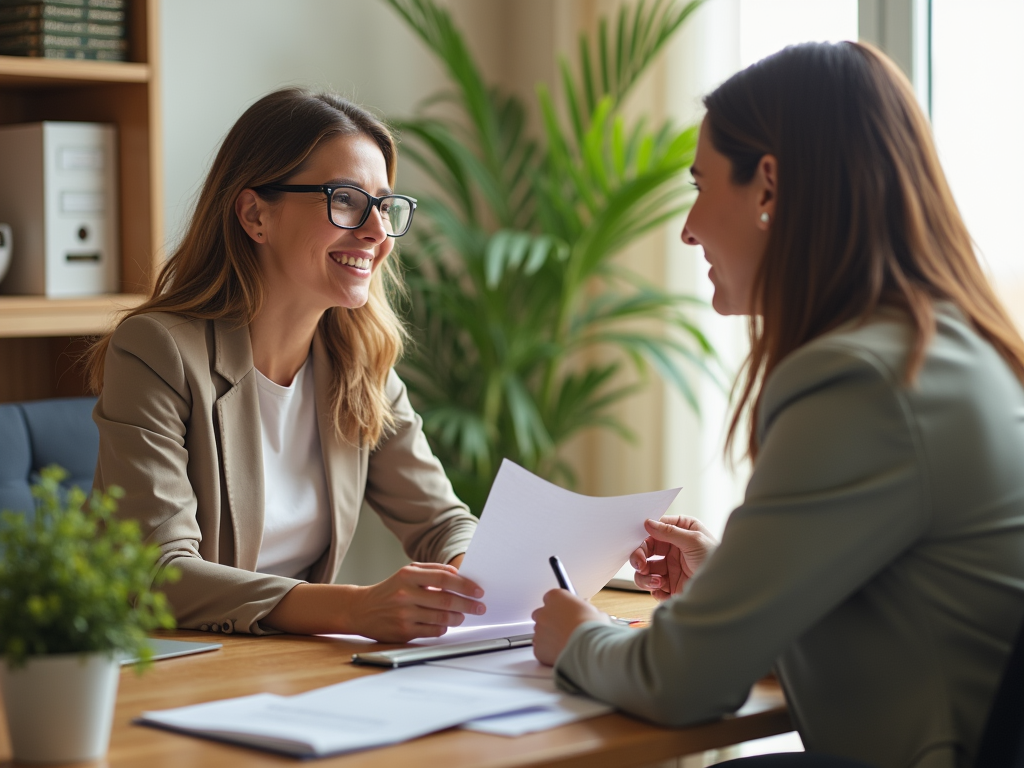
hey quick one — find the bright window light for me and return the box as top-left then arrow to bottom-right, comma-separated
932,0 -> 1024,290
739,0 -> 858,68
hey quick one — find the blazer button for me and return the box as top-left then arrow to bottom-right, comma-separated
200,624 -> 209,631
222,621 -> 233,634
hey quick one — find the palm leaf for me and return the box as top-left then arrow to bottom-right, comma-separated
386,0 -> 714,504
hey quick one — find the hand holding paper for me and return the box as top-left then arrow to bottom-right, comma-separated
458,460 -> 681,627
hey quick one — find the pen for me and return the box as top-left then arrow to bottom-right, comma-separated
549,557 -> 644,627
549,555 -> 578,595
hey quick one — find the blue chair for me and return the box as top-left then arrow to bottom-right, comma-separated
0,397 -> 99,516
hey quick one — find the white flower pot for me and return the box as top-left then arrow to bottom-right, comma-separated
0,652 -> 120,763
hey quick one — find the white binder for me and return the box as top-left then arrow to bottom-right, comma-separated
0,122 -> 119,297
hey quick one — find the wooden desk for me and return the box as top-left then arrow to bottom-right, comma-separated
0,591 -> 792,767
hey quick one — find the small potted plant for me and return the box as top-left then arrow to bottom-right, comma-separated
0,466 -> 178,763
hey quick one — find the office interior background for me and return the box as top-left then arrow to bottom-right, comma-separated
17,0 -> 1005,760
158,0 -> 1023,574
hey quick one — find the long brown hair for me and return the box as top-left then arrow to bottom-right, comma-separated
705,42 -> 1024,461
88,88 -> 407,447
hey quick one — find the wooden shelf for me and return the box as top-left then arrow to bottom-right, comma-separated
0,294 -> 145,337
0,55 -> 149,87
0,0 -> 160,401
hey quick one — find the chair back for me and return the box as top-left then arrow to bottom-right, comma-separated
975,612 -> 1024,767
0,397 -> 99,517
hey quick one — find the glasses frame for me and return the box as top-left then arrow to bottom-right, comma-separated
256,183 -> 417,237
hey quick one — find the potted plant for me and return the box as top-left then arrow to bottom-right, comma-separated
0,466 -> 177,763
384,0 -> 722,511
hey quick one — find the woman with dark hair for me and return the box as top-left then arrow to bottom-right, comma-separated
88,88 -> 484,641
531,42 -> 1024,767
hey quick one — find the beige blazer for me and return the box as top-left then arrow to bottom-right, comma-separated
555,304 -> 1024,768
93,312 -> 476,635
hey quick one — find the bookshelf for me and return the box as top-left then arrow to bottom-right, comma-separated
0,0 -> 162,401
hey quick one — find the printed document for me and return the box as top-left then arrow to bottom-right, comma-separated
428,646 -> 614,736
138,665 -> 558,757
458,460 -> 680,626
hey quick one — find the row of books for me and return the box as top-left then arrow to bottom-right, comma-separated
0,0 -> 127,61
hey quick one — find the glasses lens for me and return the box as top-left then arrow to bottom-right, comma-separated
380,196 -> 412,236
329,187 -> 371,228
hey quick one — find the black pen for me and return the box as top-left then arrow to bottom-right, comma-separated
549,557 -> 636,626
549,555 -> 578,596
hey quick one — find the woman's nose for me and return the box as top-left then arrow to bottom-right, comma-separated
680,222 -> 699,246
357,205 -> 388,243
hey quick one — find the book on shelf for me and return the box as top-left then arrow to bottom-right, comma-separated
0,46 -> 123,59
0,0 -> 124,9
0,18 -> 123,36
0,0 -> 125,60
0,5 -> 124,23
0,32 -> 127,50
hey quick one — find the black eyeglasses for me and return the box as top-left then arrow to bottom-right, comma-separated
256,184 -> 417,237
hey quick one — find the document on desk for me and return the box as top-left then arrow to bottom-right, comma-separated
428,647 -> 615,736
458,460 -> 681,627
138,665 -> 559,758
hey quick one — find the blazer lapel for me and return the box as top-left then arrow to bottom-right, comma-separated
213,319 -> 264,571
309,331 -> 363,583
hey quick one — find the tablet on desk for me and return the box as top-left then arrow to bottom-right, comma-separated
120,639 -> 222,666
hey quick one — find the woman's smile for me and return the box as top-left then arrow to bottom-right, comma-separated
329,250 -> 375,273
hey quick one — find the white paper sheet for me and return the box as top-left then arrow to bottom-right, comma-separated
462,696 -> 614,737
459,460 -> 680,626
139,665 -> 558,757
427,645 -> 551,678
427,647 -> 614,736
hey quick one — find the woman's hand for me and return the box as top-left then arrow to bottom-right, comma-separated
262,563 -> 484,641
350,562 -> 485,642
630,516 -> 719,601
531,589 -> 607,666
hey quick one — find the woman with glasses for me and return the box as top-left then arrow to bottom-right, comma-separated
87,88 -> 484,641
531,43 -> 1024,767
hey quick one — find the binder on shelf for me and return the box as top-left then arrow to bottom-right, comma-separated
0,122 -> 120,298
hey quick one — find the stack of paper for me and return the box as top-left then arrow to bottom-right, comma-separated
139,665 -> 560,757
429,647 -> 614,736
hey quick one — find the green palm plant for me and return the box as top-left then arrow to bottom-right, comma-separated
385,0 -> 719,511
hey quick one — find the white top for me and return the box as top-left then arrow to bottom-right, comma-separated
254,355 -> 332,579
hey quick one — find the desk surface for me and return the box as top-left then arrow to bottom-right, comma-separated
0,590 -> 792,768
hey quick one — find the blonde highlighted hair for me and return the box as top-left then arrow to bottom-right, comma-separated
88,88 -> 407,447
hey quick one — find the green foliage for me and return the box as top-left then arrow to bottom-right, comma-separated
0,466 -> 178,670
385,0 -> 721,511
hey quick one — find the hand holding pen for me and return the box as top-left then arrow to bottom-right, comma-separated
532,556 -> 623,666
548,556 -> 639,626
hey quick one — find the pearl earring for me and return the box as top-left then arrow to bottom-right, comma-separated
257,232 -> 263,239
760,212 -> 770,224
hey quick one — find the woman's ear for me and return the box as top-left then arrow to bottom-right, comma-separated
755,154 -> 778,230
235,189 -> 267,244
